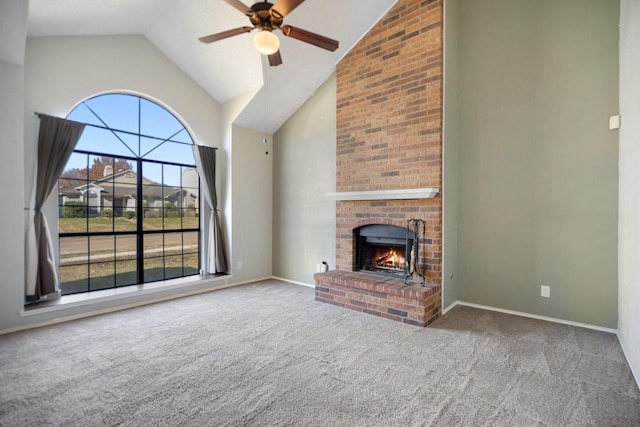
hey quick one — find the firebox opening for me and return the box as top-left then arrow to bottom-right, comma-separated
373,247 -> 405,271
354,224 -> 414,278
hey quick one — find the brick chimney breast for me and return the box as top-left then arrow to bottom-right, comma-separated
319,0 -> 443,327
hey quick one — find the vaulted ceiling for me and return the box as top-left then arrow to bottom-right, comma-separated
20,0 -> 398,133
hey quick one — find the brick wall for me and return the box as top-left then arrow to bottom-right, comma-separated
335,0 -> 443,285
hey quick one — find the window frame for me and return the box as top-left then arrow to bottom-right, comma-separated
58,94 -> 201,295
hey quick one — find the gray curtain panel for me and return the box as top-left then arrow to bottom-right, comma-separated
26,115 -> 85,302
193,145 -> 229,274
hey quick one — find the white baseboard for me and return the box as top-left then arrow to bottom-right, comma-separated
4,277 -> 238,336
618,332 -> 640,389
445,300 -> 618,334
229,276 -> 275,287
4,276 -> 309,335
271,276 -> 315,288
20,274 -> 233,318
442,300 -> 459,315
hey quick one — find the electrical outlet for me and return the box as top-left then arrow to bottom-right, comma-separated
237,261 -> 243,270
609,115 -> 621,130
541,285 -> 550,298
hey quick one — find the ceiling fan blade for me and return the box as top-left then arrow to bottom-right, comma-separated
281,25 -> 339,52
223,0 -> 252,15
268,50 -> 283,66
199,27 -> 253,43
271,0 -> 305,19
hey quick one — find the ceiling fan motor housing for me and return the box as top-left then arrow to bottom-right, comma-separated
249,2 -> 283,31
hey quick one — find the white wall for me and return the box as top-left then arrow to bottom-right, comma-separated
0,33 -> 276,333
219,85 -> 274,284
220,88 -> 259,277
0,60 -> 27,332
24,36 -> 221,171
230,124 -> 273,283
0,1 -> 28,332
0,35 -> 229,332
618,0 -> 640,385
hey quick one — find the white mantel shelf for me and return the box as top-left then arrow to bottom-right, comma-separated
328,188 -> 440,201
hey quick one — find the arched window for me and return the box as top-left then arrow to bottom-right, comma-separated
58,94 -> 200,295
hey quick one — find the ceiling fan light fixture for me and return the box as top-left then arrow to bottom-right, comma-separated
199,1 -> 339,66
254,30 -> 280,55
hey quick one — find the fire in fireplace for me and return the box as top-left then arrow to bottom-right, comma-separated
354,224 -> 414,277
373,247 -> 404,271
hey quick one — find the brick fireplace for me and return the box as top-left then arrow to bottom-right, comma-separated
314,0 -> 443,327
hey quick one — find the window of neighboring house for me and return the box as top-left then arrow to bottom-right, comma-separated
58,93 -> 200,295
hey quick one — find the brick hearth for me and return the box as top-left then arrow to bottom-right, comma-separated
315,270 -> 440,327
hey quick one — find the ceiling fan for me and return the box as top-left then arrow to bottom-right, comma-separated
199,0 -> 339,66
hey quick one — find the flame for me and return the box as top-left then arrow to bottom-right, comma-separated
375,248 -> 405,269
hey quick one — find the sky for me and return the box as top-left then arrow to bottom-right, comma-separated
64,93 -> 196,186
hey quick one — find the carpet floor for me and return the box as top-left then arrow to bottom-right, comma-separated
1,279 -> 638,426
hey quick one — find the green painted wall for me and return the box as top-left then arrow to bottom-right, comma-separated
272,74 -> 336,285
454,0 -> 619,327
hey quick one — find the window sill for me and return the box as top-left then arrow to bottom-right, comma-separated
21,273 -> 232,317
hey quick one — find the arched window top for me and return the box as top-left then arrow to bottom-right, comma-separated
58,93 -> 201,294
67,93 -> 195,164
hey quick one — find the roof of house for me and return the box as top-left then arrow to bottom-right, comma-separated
61,169 -> 179,200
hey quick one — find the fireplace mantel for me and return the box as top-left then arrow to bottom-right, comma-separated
328,188 -> 439,201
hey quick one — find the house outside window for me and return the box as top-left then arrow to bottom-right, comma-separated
58,93 -> 200,295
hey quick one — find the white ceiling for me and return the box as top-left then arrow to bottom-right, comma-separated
24,0 -> 398,133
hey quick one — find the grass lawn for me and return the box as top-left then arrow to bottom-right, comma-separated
59,217 -> 136,233
60,253 -> 199,294
143,217 -> 199,230
59,216 -> 200,290
59,216 -> 199,233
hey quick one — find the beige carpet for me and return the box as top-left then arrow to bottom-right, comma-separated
1,279 -> 638,426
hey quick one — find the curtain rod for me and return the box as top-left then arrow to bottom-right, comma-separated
33,111 -> 62,119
